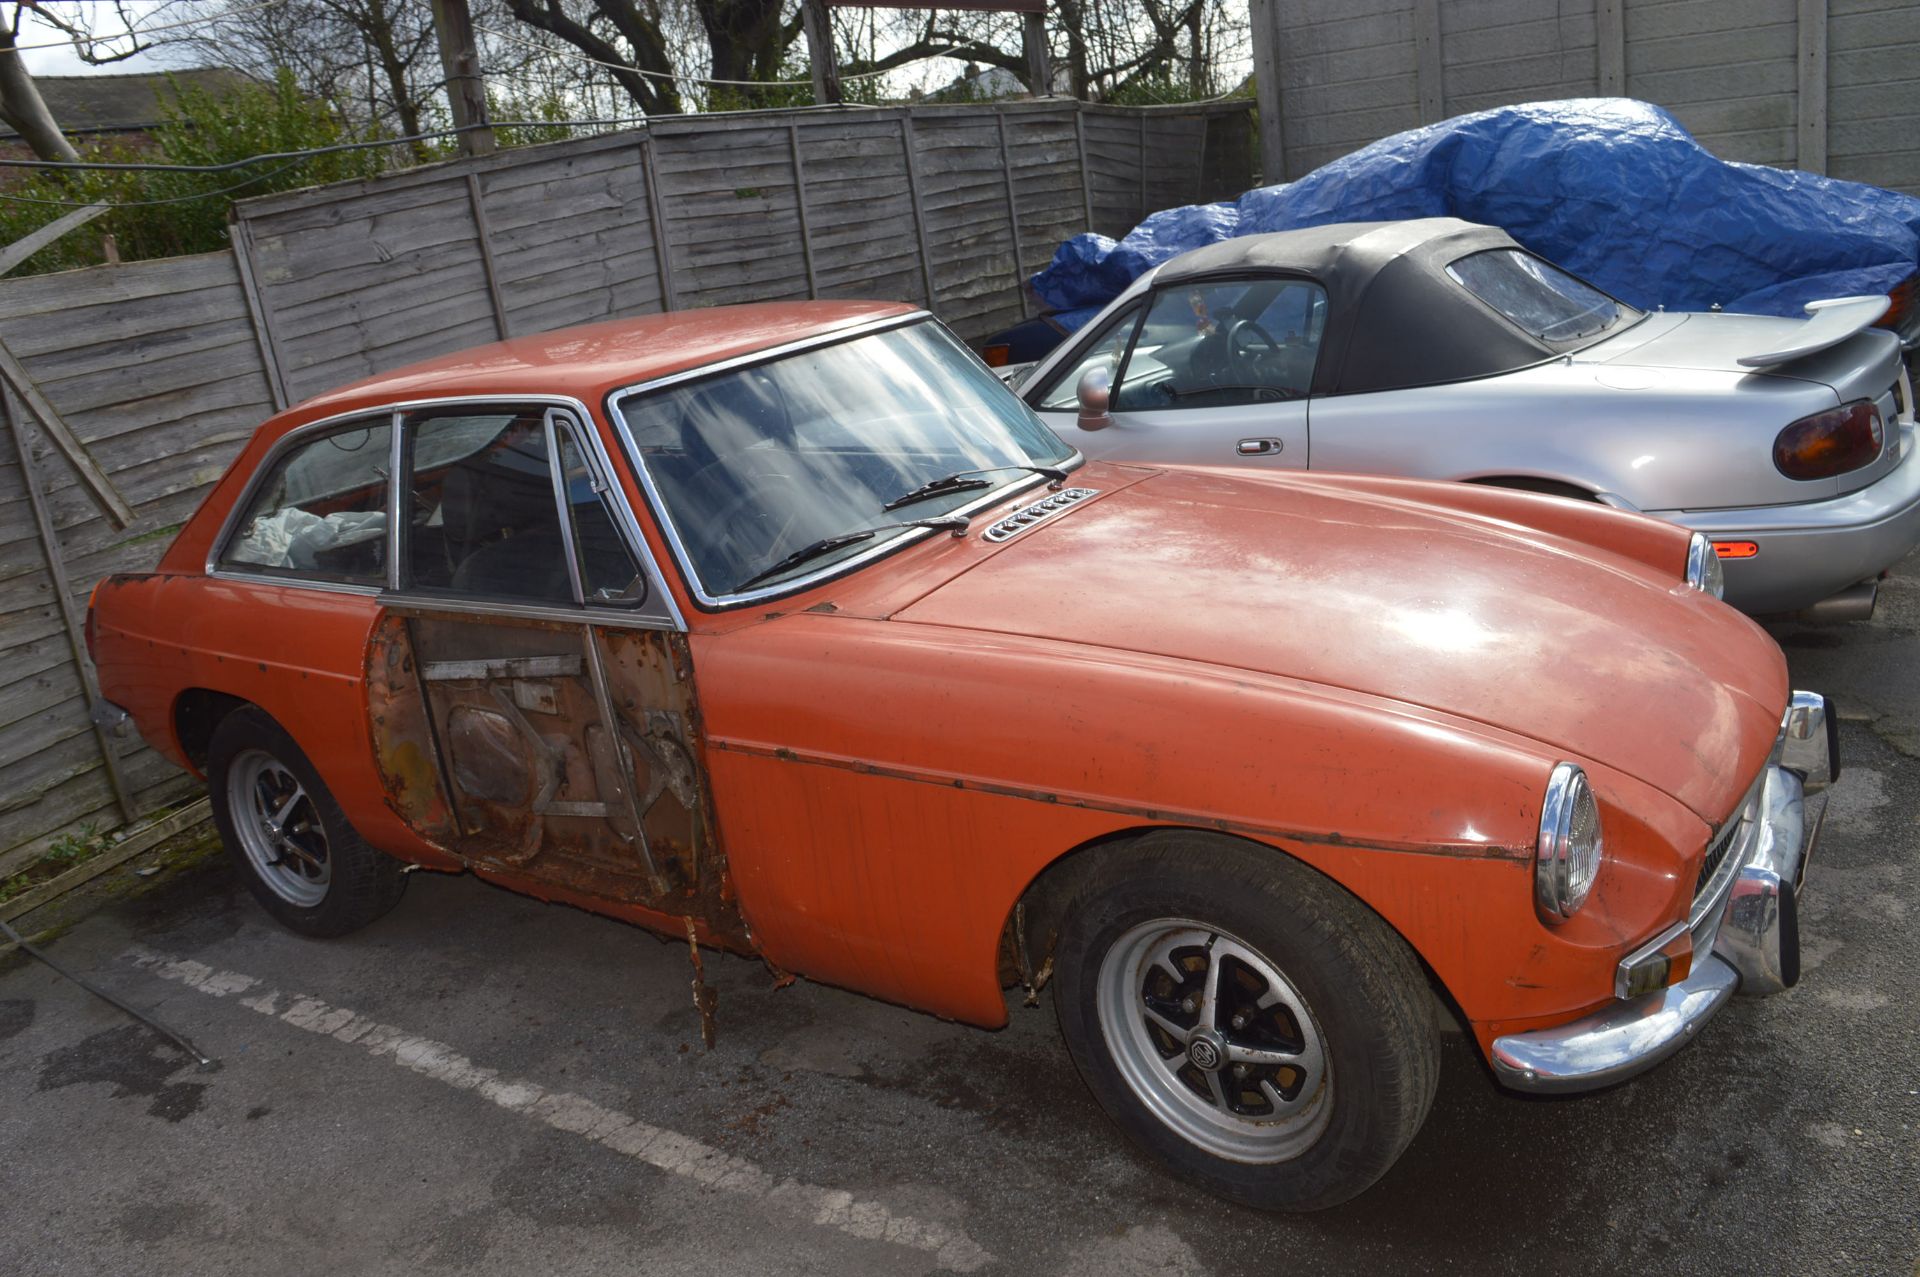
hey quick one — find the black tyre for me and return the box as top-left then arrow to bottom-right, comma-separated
1051,830 -> 1440,1211
207,705 -> 406,938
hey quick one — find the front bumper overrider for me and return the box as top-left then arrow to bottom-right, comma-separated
1489,692 -> 1834,1094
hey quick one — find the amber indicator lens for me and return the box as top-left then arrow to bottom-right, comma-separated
1773,400 -> 1884,480
1712,540 -> 1759,559
980,344 -> 1012,368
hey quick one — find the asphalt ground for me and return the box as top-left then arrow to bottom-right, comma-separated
2,556 -> 1916,1276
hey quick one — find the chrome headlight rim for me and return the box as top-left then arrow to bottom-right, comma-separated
1685,531 -> 1725,599
1536,762 -> 1604,923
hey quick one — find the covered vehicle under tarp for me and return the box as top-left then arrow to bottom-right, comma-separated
1031,98 -> 1920,335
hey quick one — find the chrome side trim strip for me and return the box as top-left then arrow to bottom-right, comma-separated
376,592 -> 679,632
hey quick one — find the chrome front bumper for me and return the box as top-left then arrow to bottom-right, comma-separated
1490,693 -> 1834,1094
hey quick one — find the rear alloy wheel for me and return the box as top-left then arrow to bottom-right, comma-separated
1053,831 -> 1440,1211
208,706 -> 406,937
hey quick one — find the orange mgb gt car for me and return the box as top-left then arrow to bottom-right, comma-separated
88,301 -> 1835,1210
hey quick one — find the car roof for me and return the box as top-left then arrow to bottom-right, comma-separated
285,300 -> 922,424
1153,218 -> 1600,395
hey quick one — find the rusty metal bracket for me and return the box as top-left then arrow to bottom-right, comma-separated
683,916 -> 718,1049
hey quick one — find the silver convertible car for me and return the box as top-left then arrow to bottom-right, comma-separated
1012,218 -> 1920,618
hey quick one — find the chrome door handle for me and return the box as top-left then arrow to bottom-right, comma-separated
1237,437 -> 1284,456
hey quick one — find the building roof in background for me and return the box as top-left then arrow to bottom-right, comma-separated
0,68 -> 257,139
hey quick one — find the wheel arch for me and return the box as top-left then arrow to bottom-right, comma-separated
996,824 -> 1469,1035
1461,473 -> 1599,502
172,688 -> 255,774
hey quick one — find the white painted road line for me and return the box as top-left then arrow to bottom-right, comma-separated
122,945 -> 993,1272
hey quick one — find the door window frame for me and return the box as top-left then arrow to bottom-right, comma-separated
209,394 -> 683,630
1032,271 -> 1331,415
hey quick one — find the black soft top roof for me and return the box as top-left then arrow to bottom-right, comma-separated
1155,218 -> 1573,395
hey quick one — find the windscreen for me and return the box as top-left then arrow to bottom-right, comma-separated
615,319 -> 1075,599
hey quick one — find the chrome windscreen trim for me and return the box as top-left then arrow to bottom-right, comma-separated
982,487 -> 1099,542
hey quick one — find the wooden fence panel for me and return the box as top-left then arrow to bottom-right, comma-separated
0,99 -> 1253,869
478,134 -> 666,336
910,110 -> 1027,338
241,173 -> 500,402
0,251 -> 255,871
652,119 -> 812,310
792,114 -> 925,303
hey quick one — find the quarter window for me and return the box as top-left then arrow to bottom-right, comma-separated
1113,279 -> 1325,411
219,417 -> 392,584
1036,306 -> 1142,410
555,426 -> 648,607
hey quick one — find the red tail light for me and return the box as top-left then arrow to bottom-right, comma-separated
979,344 -> 1012,368
1772,400 -> 1884,481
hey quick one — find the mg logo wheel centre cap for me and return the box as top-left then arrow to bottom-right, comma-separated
1186,1028 -> 1225,1072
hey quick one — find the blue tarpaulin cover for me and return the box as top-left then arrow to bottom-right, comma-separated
1031,98 -> 1920,329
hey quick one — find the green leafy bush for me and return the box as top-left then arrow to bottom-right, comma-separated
0,69 -> 391,274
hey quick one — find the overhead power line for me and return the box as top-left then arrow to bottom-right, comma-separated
0,115 -> 647,174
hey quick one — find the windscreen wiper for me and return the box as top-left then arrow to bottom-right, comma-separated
882,464 -> 1070,512
736,516 -> 972,590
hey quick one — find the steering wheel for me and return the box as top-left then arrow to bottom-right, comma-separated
681,460 -> 806,587
1223,317 -> 1307,401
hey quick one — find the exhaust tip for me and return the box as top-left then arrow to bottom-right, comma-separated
1790,580 -> 1878,624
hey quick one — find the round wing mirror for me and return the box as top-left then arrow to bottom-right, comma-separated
1076,366 -> 1113,432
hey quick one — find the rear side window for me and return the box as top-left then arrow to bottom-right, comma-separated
219,418 -> 392,584
1446,249 -> 1632,343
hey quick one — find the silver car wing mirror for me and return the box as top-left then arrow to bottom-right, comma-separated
1076,366 -> 1114,432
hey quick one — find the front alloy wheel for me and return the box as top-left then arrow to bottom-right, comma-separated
1097,920 -> 1333,1163
1052,830 -> 1440,1211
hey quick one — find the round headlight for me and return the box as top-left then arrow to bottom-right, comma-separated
1685,532 -> 1725,599
1536,763 -> 1603,922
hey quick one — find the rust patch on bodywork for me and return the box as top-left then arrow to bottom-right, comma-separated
684,916 -> 718,1049
368,611 -> 746,947
368,614 -> 459,845
709,737 -> 1533,863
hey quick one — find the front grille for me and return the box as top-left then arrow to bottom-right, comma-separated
1693,771 -> 1763,907
1696,818 -> 1738,897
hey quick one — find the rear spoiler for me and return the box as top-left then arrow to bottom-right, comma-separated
1736,295 -> 1891,368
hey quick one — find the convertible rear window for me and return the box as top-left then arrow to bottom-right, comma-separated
1443,249 -> 1635,343
1446,249 -> 1635,344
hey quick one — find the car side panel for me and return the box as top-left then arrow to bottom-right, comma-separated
90,572 -> 459,869
1305,364 -> 1842,511
692,615 -> 1707,1052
